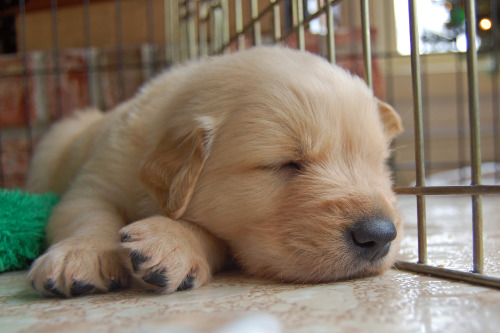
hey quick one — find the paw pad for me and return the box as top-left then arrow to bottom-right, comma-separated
120,233 -> 132,242
109,278 -> 123,292
142,269 -> 169,288
177,274 -> 195,291
129,250 -> 149,272
70,280 -> 95,297
42,279 -> 64,298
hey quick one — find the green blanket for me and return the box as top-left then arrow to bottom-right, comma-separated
0,189 -> 59,272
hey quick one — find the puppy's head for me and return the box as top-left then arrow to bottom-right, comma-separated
141,47 -> 403,283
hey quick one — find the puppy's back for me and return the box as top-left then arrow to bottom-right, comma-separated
27,108 -> 105,194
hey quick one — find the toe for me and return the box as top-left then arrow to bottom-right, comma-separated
120,233 -> 133,242
42,279 -> 65,298
129,250 -> 149,273
176,274 -> 195,291
70,280 -> 95,297
142,269 -> 169,288
108,278 -> 123,292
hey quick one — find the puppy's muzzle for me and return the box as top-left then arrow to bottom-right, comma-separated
350,217 -> 397,262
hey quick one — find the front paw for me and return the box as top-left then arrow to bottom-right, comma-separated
119,216 -> 211,293
28,238 -> 129,297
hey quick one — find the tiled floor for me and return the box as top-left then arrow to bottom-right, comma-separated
1,194 -> 500,333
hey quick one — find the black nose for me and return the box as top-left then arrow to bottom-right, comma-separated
350,217 -> 397,262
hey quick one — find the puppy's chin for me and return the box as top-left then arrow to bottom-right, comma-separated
230,225 -> 402,284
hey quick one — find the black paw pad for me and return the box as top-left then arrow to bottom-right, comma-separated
120,233 -> 132,242
142,269 -> 168,288
130,250 -> 149,272
176,275 -> 195,291
109,278 -> 123,292
70,280 -> 95,297
42,279 -> 65,297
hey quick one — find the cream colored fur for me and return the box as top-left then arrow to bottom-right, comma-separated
27,47 -> 403,297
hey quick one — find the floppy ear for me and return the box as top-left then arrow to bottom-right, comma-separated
377,100 -> 403,139
140,121 -> 214,220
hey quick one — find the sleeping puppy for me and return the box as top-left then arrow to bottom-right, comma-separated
27,47 -> 403,297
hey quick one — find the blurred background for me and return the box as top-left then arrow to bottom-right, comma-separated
0,0 -> 498,189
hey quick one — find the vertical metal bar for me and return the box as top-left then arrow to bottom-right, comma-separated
165,0 -> 179,64
291,0 -> 298,29
208,4 -> 215,54
87,49 -> 102,109
19,0 -> 33,158
179,2 -> 188,62
495,78 -> 500,181
296,0 -> 305,51
347,1 -> 358,73
114,0 -> 125,101
165,0 -> 172,63
382,0 -> 393,105
464,0 -> 482,187
221,0 -> 230,53
464,0 -> 483,274
141,45 -> 156,81
235,0 -> 245,50
471,194 -> 484,274
215,5 -> 223,53
50,0 -> 62,119
325,0 -> 335,64
383,1 -> 396,175
187,0 -> 198,60
33,52 -> 48,124
251,0 -> 262,46
83,0 -> 94,107
83,2 -> 103,109
455,55 -> 467,181
145,0 -> 157,74
360,0 -> 372,89
198,2 -> 209,57
209,4 -> 223,55
491,0 -> 500,181
146,0 -> 155,45
421,56 -> 432,178
271,0 -> 281,43
409,0 -> 427,264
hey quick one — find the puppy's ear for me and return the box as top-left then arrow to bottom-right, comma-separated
377,100 -> 403,139
140,119 -> 214,220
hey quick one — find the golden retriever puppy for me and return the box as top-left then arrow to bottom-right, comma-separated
27,47 -> 403,297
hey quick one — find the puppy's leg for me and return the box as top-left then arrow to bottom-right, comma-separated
119,216 -> 227,293
28,193 -> 129,297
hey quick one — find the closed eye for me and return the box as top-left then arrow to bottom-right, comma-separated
280,161 -> 303,173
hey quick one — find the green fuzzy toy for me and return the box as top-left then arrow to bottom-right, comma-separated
0,189 -> 59,273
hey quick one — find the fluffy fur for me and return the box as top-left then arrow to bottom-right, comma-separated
27,47 -> 403,297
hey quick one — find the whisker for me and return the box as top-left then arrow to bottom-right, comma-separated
280,247 -> 305,282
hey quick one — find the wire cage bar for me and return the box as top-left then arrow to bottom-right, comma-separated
407,0 -> 428,266
464,0 -> 485,275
